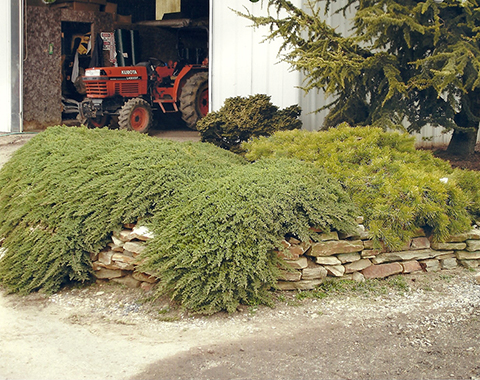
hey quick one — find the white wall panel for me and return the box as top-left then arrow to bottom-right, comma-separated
0,0 -> 22,133
210,0 -> 301,114
0,1 -> 12,133
297,2 -> 355,131
413,127 -> 453,148
210,0 -> 353,131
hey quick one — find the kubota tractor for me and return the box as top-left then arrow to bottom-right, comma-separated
79,59 -> 208,133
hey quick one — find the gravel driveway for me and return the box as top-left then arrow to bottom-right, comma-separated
0,268 -> 479,380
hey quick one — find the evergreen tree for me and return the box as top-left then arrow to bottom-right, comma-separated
240,0 -> 480,156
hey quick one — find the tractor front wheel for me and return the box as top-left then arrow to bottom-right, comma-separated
83,115 -> 109,129
118,98 -> 153,134
179,72 -> 208,130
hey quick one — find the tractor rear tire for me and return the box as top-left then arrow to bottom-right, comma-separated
118,98 -> 153,134
179,72 -> 208,130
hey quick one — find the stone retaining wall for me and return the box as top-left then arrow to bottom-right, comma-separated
90,224 -> 157,291
90,222 -> 480,291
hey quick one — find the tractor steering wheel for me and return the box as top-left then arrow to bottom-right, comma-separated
149,57 -> 166,67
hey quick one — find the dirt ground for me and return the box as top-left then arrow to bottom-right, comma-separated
0,133 -> 37,167
1,128 -> 480,380
430,142 -> 480,172
1,269 -> 479,380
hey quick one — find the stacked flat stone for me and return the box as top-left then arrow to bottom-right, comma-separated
90,221 -> 480,291
277,224 -> 480,291
90,224 -> 158,291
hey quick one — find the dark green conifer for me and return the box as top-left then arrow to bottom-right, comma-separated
240,0 -> 480,156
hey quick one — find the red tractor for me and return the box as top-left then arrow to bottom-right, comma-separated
79,59 -> 208,133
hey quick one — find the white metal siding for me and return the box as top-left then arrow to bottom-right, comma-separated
210,0 -> 301,114
0,0 -> 22,134
297,2 -> 355,131
210,0 -> 353,131
0,1 -> 12,133
210,1 -> 479,145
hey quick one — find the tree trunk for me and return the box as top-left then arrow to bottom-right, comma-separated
447,127 -> 478,157
447,104 -> 479,157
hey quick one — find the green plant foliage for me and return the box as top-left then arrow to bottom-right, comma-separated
138,158 -> 358,314
294,275 -> 409,300
451,168 -> 480,223
0,126 -> 357,314
239,0 -> 480,156
0,126 -> 245,295
243,124 -> 475,249
196,94 -> 302,152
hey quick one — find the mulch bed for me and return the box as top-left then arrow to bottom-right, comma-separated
433,149 -> 480,171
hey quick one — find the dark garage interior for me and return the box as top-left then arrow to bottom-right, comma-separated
23,0 -> 209,130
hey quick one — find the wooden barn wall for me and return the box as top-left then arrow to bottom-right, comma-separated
137,26 -> 178,63
23,7 -> 113,130
23,7 -> 61,130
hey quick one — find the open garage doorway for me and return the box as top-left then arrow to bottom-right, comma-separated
61,21 -> 92,121
22,0 -> 209,133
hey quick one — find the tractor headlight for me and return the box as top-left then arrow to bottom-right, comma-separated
85,69 -> 101,77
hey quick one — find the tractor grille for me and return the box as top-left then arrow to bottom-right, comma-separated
115,82 -> 140,96
85,81 -> 108,96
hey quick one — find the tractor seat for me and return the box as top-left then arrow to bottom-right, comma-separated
136,61 -> 154,76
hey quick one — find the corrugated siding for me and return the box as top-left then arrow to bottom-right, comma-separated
0,1 -> 11,133
210,0 -> 352,131
413,126 -> 480,148
210,0 -> 301,114
413,127 -> 453,149
210,0 -> 479,145
298,3 -> 354,131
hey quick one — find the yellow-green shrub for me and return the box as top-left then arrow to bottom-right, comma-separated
243,124 -> 474,249
451,168 -> 480,223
